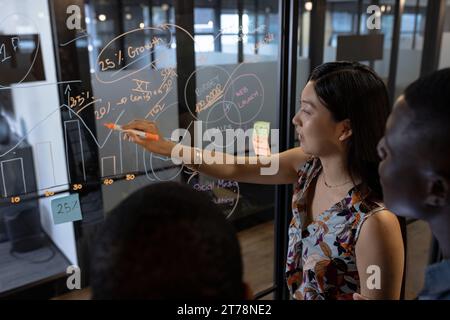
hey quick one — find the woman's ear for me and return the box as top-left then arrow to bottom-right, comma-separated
338,119 -> 352,142
424,176 -> 449,208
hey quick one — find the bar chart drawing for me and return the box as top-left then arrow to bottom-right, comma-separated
101,156 -> 117,177
118,132 -> 123,174
135,144 -> 139,171
35,141 -> 57,189
64,120 -> 87,182
1,158 -> 27,197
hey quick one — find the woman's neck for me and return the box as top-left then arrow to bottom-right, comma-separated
319,153 -> 355,187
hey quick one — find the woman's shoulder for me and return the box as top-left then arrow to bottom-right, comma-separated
364,209 -> 399,225
349,189 -> 390,238
354,199 -> 400,242
354,208 -> 404,254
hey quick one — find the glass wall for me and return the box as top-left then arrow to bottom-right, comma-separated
318,0 -> 428,99
322,0 -> 397,84
295,1 -> 312,127
296,0 -> 430,108
438,0 -> 450,69
393,0 -> 428,99
0,0 -> 74,296
0,0 -> 282,298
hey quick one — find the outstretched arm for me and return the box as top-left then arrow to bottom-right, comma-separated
122,119 -> 310,185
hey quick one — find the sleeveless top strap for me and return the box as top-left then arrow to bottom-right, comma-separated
354,202 -> 386,241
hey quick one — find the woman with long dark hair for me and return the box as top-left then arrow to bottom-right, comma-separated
123,62 -> 405,300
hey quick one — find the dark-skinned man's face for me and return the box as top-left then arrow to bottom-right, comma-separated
377,97 -> 432,220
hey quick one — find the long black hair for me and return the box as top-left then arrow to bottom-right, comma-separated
309,61 -> 390,199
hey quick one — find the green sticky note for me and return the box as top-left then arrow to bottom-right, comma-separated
253,121 -> 270,137
253,121 -> 271,156
51,194 -> 82,225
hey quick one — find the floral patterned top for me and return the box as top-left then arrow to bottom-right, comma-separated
286,157 -> 385,300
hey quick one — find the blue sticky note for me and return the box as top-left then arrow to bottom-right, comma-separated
51,194 -> 83,225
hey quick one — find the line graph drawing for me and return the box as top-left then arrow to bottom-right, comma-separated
0,98 -> 125,189
0,80 -> 82,91
75,98 -> 102,114
0,104 -> 126,159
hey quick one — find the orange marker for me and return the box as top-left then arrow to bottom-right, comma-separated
103,123 -> 159,141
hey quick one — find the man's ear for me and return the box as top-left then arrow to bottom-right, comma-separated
424,175 -> 449,208
338,119 -> 352,142
243,282 -> 254,300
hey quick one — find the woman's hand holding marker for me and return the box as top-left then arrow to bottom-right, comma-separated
120,120 -> 176,157
103,123 -> 159,141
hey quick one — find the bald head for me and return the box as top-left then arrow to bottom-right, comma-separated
403,68 -> 450,171
378,68 -> 450,220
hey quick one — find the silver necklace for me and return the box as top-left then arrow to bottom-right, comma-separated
321,173 -> 353,188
